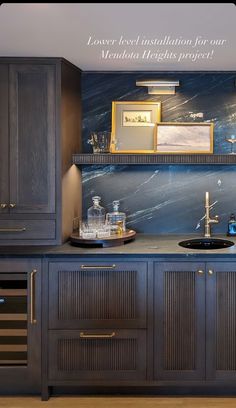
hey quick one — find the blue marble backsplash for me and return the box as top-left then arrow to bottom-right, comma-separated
81,72 -> 236,234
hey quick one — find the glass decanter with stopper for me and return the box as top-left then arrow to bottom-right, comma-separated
87,196 -> 106,229
106,200 -> 126,235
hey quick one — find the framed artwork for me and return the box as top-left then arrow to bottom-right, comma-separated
155,122 -> 214,154
110,101 -> 161,153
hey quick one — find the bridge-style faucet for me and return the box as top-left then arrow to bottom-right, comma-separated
204,191 -> 219,238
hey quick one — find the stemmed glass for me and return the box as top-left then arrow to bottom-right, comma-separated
225,135 -> 236,154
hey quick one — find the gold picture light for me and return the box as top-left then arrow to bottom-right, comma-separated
136,79 -> 180,95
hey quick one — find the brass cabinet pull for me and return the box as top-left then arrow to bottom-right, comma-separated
0,228 -> 26,232
9,203 -> 16,208
80,332 -> 116,339
197,270 -> 204,275
30,269 -> 37,324
0,204 -> 7,209
208,269 -> 214,275
80,264 -> 116,269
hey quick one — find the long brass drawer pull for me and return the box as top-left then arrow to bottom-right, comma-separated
80,332 -> 116,339
80,264 -> 116,269
0,204 -> 7,209
30,269 -> 37,324
9,203 -> 16,208
0,228 -> 26,232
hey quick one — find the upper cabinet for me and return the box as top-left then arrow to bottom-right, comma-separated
0,58 -> 82,245
9,64 -> 56,214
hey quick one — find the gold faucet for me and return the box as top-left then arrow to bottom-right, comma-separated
204,192 -> 219,238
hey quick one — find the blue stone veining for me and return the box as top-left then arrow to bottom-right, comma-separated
82,72 -> 236,234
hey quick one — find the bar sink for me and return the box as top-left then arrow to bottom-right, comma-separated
178,238 -> 234,250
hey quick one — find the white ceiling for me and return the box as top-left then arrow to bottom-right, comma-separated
0,3 -> 235,71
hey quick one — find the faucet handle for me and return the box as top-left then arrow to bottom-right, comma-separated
212,215 -> 220,224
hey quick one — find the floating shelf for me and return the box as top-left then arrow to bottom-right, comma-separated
73,153 -> 236,166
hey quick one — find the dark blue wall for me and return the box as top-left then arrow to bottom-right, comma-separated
81,72 -> 236,234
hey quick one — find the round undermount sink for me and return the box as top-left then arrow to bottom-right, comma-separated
178,238 -> 235,250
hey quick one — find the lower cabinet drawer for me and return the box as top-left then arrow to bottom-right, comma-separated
0,220 -> 55,241
48,329 -> 147,381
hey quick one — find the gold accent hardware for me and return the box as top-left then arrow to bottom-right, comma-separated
208,269 -> 214,275
0,228 -> 26,232
9,203 -> 16,208
81,265 -> 116,269
197,270 -> 204,275
80,332 -> 116,339
204,192 -> 219,238
30,269 -> 37,324
0,204 -> 7,209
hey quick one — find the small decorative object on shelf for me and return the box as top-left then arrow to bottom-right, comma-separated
71,196 -> 135,247
110,101 -> 161,153
87,196 -> 106,229
87,131 -> 111,153
106,200 -> 126,235
225,134 -> 236,154
227,213 -> 236,236
155,122 -> 214,154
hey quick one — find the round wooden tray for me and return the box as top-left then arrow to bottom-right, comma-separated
70,229 -> 136,248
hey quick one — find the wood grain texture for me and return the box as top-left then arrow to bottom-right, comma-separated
9,64 -> 56,214
0,64 -> 9,212
1,397 -> 236,407
164,271 -> 195,371
48,261 -> 147,329
72,153 -> 236,165
154,262 -> 205,381
206,262 -> 236,380
48,329 -> 146,381
60,61 -> 82,242
58,270 -> 136,320
216,272 -> 236,371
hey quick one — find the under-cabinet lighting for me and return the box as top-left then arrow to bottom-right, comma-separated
136,79 -> 180,95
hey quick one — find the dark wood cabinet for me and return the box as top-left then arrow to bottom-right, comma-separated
48,261 -> 147,329
0,64 -> 9,210
0,258 -> 41,394
154,261 -> 206,381
154,260 -> 236,383
48,329 -> 146,381
206,262 -> 236,381
0,58 -> 81,245
9,64 -> 56,214
42,259 -> 148,398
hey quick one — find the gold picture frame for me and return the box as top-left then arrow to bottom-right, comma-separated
110,101 -> 161,153
155,122 -> 214,154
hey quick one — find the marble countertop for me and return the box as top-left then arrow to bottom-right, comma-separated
1,234 -> 236,257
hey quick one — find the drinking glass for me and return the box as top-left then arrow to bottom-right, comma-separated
79,222 -> 97,239
225,135 -> 236,154
87,131 -> 111,153
96,224 -> 111,238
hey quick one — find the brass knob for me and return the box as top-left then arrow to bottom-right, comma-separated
9,203 -> 16,208
0,203 -> 7,209
197,270 -> 204,275
208,269 -> 214,275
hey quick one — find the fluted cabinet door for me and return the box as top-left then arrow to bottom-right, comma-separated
48,261 -> 147,329
0,65 -> 9,214
9,64 -> 55,214
206,262 -> 236,380
154,262 -> 205,380
48,329 -> 146,381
